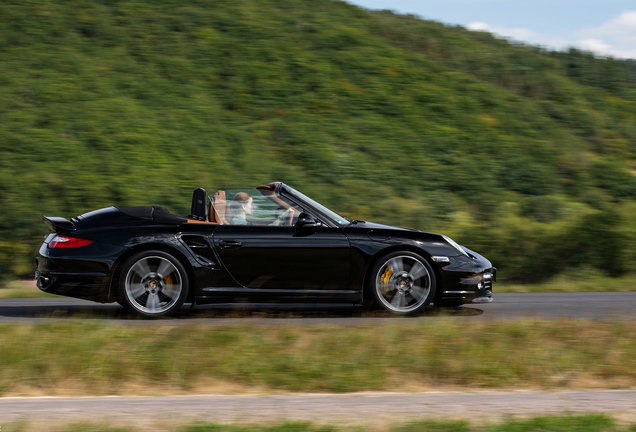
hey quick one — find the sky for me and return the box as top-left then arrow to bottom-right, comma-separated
345,0 -> 636,59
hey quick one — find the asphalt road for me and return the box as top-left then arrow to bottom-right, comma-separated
1,292 -> 635,324
3,391 -> 636,423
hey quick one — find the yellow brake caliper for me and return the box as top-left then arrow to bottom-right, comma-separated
380,266 -> 393,295
164,275 -> 173,286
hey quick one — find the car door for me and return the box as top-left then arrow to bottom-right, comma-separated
212,224 -> 351,293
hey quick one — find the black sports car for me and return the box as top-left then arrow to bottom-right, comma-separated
35,182 -> 495,317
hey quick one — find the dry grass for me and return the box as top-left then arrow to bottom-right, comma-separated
2,320 -> 636,397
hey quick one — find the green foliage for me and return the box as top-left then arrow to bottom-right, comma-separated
483,414 -> 621,432
450,202 -> 630,282
180,423 -> 336,432
0,0 -> 635,282
392,421 -> 471,432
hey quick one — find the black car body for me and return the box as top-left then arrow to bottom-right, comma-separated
35,182 -> 495,316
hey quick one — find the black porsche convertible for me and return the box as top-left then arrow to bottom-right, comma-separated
35,182 -> 495,317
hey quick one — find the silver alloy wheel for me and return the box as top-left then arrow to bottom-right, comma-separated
124,255 -> 183,315
374,255 -> 432,313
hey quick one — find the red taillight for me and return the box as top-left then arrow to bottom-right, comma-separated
49,235 -> 94,249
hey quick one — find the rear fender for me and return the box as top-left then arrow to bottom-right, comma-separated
107,243 -> 196,304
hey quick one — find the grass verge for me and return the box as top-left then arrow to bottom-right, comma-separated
2,320 -> 636,395
4,414 -> 636,432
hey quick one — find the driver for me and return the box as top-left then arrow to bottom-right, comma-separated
230,192 -> 297,226
230,192 -> 254,225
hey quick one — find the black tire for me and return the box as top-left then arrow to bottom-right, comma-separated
368,251 -> 436,314
118,250 -> 189,317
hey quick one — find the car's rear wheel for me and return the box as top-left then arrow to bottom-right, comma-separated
118,250 -> 189,317
370,251 -> 436,314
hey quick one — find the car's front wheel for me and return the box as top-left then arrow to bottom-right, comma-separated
118,250 -> 189,317
369,252 -> 436,314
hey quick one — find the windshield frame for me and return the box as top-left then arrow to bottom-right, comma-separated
281,185 -> 350,228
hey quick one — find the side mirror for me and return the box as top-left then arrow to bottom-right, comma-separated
295,212 -> 322,227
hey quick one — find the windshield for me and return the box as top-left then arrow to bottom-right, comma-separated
285,186 -> 350,226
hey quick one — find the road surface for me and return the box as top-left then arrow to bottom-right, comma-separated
0,292 -> 635,324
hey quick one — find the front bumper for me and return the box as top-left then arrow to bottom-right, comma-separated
472,289 -> 494,303
436,250 -> 496,306
439,274 -> 495,305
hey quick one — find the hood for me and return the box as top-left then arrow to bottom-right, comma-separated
347,220 -> 426,233
347,220 -> 449,242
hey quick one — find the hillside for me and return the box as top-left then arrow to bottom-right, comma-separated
1,0 -> 636,282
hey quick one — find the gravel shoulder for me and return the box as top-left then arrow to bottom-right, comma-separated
3,390 -> 636,423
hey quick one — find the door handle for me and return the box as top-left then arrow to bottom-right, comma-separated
219,240 -> 243,249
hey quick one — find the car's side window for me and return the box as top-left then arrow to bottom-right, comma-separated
210,188 -> 302,227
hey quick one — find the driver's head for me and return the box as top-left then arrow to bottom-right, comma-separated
232,192 -> 254,215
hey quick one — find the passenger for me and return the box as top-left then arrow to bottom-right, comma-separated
230,192 -> 254,225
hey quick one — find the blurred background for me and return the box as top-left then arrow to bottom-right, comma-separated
1,0 -> 635,286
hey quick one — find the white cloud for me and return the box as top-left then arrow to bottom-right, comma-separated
466,21 -> 573,51
467,11 -> 636,59
466,21 -> 489,31
578,39 -> 613,54
577,11 -> 636,58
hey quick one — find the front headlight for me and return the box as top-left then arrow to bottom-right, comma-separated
442,235 -> 469,257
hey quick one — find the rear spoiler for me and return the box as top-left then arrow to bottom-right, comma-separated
43,216 -> 76,233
